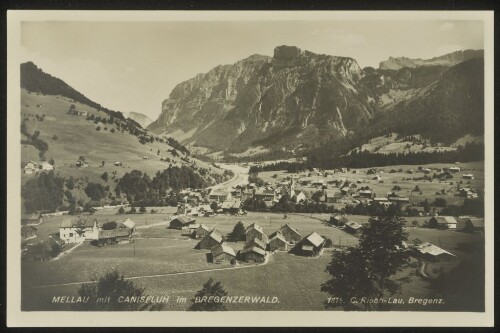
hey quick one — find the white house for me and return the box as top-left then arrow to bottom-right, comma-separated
59,216 -> 100,243
24,161 -> 38,174
40,162 -> 54,171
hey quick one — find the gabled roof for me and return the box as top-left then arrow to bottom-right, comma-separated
280,223 -> 300,236
240,246 -> 266,256
432,216 -> 457,224
415,242 -> 456,257
197,224 -> 211,232
305,232 -> 325,247
246,223 -> 264,234
171,216 -> 195,225
269,232 -> 287,243
207,230 -> 223,243
122,218 -> 135,229
244,238 -> 266,249
212,244 -> 236,257
210,190 -> 228,196
345,221 -> 363,230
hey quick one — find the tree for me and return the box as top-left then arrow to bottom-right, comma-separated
49,158 -> 55,166
188,278 -> 229,311
73,269 -> 163,310
412,185 -> 421,192
421,199 -> 431,213
210,201 -> 218,211
50,243 -> 62,257
139,206 -> 146,213
102,221 -> 117,230
322,216 -> 411,310
229,221 -> 246,241
412,220 -> 419,228
101,172 -> 109,182
312,190 -> 323,202
85,183 -> 106,201
433,198 -> 448,207
101,160 -> 105,167
117,207 -> 125,214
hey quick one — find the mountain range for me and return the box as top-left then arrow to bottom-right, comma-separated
148,46 -> 484,158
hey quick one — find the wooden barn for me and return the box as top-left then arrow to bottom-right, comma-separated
97,227 -> 131,245
329,215 -> 349,227
278,223 -> 301,243
192,224 -> 211,239
243,237 -> 266,251
294,232 -> 325,257
413,242 -> 456,262
211,244 -> 237,263
344,221 -> 363,235
169,216 -> 196,230
239,246 -> 266,263
21,225 -> 37,240
245,223 -> 269,243
195,230 -> 223,250
268,232 -> 289,251
429,216 -> 457,229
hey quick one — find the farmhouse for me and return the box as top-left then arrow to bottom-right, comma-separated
456,217 -> 485,234
239,246 -> 267,263
169,216 -> 196,230
195,230 -> 224,250
268,232 -> 289,251
278,223 -> 301,243
24,161 -> 38,174
294,232 -> 325,257
59,216 -> 100,243
329,214 -> 349,227
413,242 -> 456,262
429,216 -> 458,229
243,238 -> 267,251
449,167 -> 461,173
462,173 -> 475,180
21,225 -> 37,240
245,223 -> 269,243
344,221 -> 363,235
21,214 -> 43,226
114,161 -> 123,166
254,188 -> 277,201
221,199 -> 241,215
323,189 -> 342,203
209,190 -> 231,203
40,162 -> 54,171
358,189 -> 373,198
211,244 -> 237,263
97,227 -> 131,245
76,160 -> 89,168
192,224 -> 211,239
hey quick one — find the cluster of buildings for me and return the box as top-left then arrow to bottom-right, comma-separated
23,161 -> 54,174
59,216 -> 136,245
169,216 -> 326,264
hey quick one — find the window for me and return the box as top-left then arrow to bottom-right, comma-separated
69,233 -> 73,237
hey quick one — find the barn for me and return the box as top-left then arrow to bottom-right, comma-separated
169,216 -> 196,230
211,244 -> 237,263
239,246 -> 266,263
192,224 -> 211,239
278,223 -> 301,243
293,232 -> 325,257
429,216 -> 458,229
413,242 -> 456,262
243,237 -> 266,251
195,230 -> 223,250
97,227 -> 131,245
268,232 -> 289,251
245,223 -> 269,243
329,215 -> 349,227
344,221 -> 363,235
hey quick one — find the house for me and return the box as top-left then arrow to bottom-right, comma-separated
372,175 -> 382,181
220,200 -> 241,215
21,214 -> 43,225
24,161 -> 38,174
244,237 -> 267,251
254,188 -> 277,201
344,221 -> 363,235
367,168 -> 377,175
388,196 -> 410,203
294,232 -> 325,256
268,232 -> 289,251
460,188 -> 479,198
192,224 -> 211,239
239,246 -> 266,263
114,161 -> 123,166
278,223 -> 301,243
290,189 -> 307,203
407,169 -> 414,174
169,216 -> 196,230
211,244 -> 237,263
245,223 -> 269,243
429,216 -> 458,229
358,189 -> 373,198
422,168 -> 432,174
449,167 -> 461,173
76,160 -> 89,168
329,215 -> 348,227
40,162 -> 54,171
59,216 -> 100,243
122,218 -> 136,234
21,226 -> 37,240
462,173 -> 475,180
209,190 -> 231,203
97,227 -> 131,245
413,242 -> 456,262
195,230 -> 224,250
456,217 -> 485,233
324,189 -> 342,203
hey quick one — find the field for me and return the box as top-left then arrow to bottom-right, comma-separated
258,161 -> 484,208
22,209 -> 483,311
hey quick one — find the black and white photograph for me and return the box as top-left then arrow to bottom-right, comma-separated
6,10 -> 494,327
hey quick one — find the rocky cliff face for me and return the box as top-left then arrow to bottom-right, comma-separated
379,49 -> 483,70
149,46 -> 375,154
149,46 -> 484,156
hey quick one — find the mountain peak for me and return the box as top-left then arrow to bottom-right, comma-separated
379,49 -> 483,70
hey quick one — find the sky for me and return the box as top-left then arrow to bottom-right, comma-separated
20,20 -> 484,120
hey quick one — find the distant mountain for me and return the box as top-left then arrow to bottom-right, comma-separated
149,46 -> 375,155
149,46 -> 484,158
378,49 -> 483,70
125,112 -> 152,128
